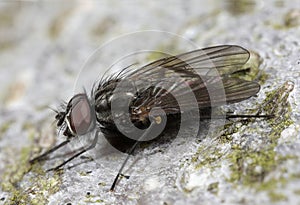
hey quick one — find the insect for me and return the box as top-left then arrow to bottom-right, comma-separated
30,45 -> 270,191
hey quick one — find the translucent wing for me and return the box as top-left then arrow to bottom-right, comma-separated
130,76 -> 260,115
124,45 -> 259,113
124,45 -> 250,81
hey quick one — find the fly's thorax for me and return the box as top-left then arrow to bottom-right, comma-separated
94,79 -> 137,128
94,91 -> 114,126
94,79 -> 120,123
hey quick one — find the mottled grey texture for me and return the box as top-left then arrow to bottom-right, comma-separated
0,1 -> 300,205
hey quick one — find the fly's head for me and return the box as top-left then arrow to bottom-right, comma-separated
55,93 -> 96,138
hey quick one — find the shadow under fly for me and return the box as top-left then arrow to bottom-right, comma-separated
29,45 -> 272,191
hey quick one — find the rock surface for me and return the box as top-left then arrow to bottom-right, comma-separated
0,1 -> 300,205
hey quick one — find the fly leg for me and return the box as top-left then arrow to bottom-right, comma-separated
110,121 -> 157,191
202,114 -> 274,119
225,114 -> 274,119
47,131 -> 99,171
29,139 -> 70,163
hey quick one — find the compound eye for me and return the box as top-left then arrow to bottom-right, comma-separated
67,94 -> 94,135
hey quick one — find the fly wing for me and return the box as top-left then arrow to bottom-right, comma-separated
131,76 -> 260,115
118,45 -> 259,114
124,45 -> 250,81
190,77 -> 260,108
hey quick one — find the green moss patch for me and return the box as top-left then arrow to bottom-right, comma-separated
190,81 -> 295,202
226,81 -> 295,200
1,130 -> 62,205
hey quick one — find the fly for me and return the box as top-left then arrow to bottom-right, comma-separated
29,45 -> 272,191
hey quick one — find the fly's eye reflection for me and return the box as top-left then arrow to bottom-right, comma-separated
29,45 -> 273,191
66,94 -> 95,136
